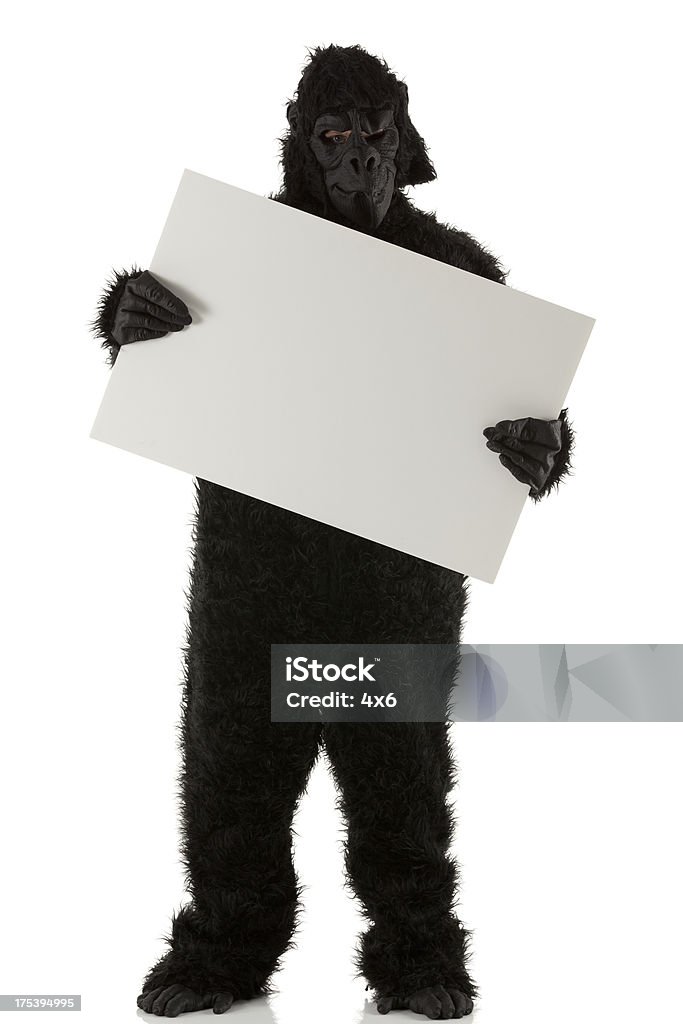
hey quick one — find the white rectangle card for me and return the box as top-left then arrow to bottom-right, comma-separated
91,170 -> 594,582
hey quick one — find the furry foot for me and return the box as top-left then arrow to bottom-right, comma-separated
377,985 -> 474,1020
137,984 -> 234,1017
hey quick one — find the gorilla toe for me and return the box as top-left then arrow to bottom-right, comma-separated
137,984 -> 234,1016
377,985 -> 474,1019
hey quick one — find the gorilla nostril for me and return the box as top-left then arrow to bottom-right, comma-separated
366,155 -> 376,171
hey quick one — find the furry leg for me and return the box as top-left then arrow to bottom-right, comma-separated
324,722 -> 475,1006
139,498 -> 323,1011
140,709 -> 321,1005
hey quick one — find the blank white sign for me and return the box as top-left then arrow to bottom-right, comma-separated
91,170 -> 594,583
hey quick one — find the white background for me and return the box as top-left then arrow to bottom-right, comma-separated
1,2 -> 681,1023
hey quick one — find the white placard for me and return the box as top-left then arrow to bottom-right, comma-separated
91,170 -> 594,582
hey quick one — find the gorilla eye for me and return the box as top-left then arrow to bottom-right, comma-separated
323,131 -> 349,144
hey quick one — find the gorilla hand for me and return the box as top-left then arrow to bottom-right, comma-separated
377,985 -> 474,1019
111,270 -> 191,348
483,415 -> 563,498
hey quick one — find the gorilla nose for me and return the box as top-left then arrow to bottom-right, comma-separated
350,152 -> 377,176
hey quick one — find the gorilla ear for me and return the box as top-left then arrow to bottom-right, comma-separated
395,81 -> 437,187
286,101 -> 298,133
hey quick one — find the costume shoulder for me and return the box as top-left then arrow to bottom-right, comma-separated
439,218 -> 507,284
383,194 -> 508,285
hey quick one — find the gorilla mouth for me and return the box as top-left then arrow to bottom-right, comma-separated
329,171 -> 393,230
332,184 -> 388,208
333,184 -> 366,196
332,171 -> 388,200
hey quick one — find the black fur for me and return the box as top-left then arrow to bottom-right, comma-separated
96,44 -> 574,1018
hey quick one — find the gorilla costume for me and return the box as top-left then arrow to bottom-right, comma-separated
93,45 -> 573,1019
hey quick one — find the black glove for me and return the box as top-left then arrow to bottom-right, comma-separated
111,270 -> 191,347
483,413 -> 572,499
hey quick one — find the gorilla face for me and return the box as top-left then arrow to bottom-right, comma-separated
309,107 -> 399,230
281,46 -> 436,228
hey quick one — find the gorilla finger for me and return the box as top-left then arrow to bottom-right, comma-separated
409,992 -> 442,1019
122,295 -> 191,326
138,987 -> 163,1011
131,270 -> 191,319
488,440 -> 546,482
487,431 -> 559,460
377,995 -> 399,1014
493,417 -> 561,448
429,985 -> 455,1019
487,418 -> 518,437
499,453 -> 536,487
213,993 -> 234,1014
151,984 -> 186,1015
120,327 -> 169,345
485,439 -> 505,455
119,311 -> 184,333
165,990 -> 202,1017
497,447 -> 546,485
446,990 -> 473,1018
491,440 -> 554,478
163,993 -> 193,1017
489,426 -> 561,455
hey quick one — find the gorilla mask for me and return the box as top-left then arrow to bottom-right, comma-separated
308,107 -> 399,231
282,45 -> 436,231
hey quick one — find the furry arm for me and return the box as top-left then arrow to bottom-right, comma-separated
439,227 -> 574,500
530,407 -> 574,500
92,267 -> 143,366
442,225 -> 508,285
